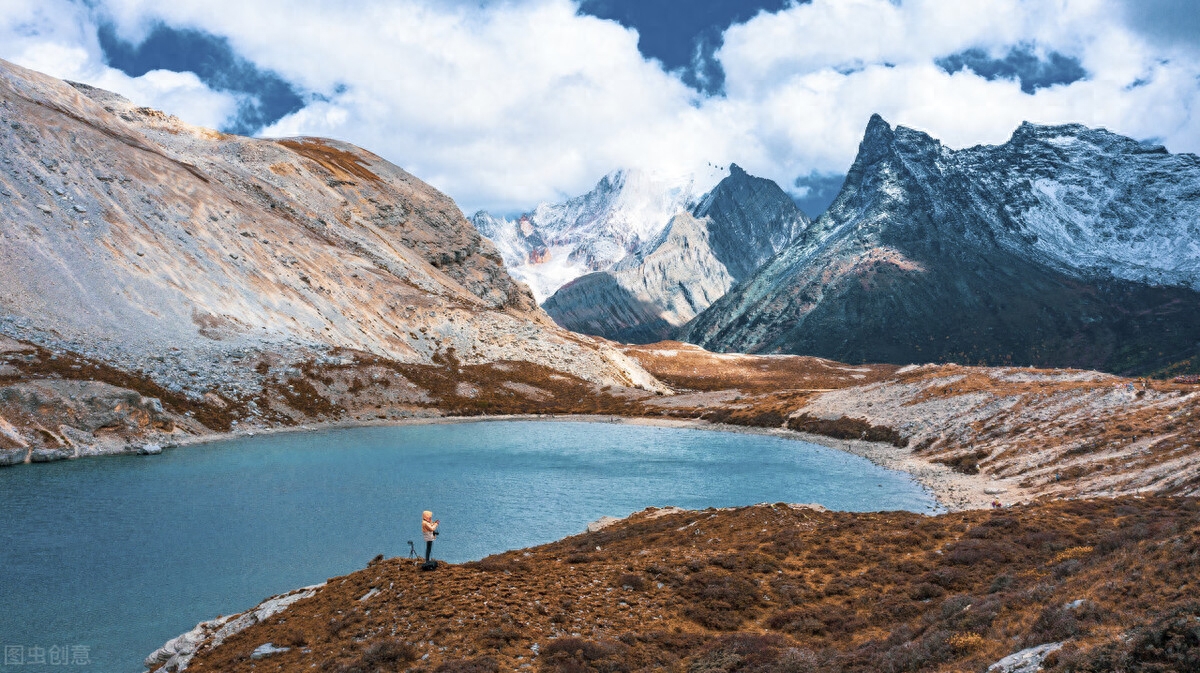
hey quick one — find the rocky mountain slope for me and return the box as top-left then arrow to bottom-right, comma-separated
682,115 -> 1200,376
470,167 -> 723,303
0,58 -> 663,462
168,498 -> 1200,673
542,165 -> 810,343
622,342 -> 1200,505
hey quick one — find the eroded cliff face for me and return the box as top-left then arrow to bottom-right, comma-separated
0,58 -> 665,461
542,166 -> 809,344
682,115 -> 1200,375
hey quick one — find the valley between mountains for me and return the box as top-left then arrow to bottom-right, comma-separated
2,56 -> 1200,673
2,53 -> 1196,505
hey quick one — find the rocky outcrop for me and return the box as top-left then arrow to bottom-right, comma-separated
682,115 -> 1200,375
145,583 -> 323,672
543,167 -> 809,343
0,57 -> 663,415
619,342 -> 1200,504
987,643 -> 1063,673
0,379 -> 182,463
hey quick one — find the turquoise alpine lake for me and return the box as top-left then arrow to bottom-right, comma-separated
0,420 -> 939,672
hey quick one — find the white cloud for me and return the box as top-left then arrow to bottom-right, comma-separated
0,0 -> 239,129
712,0 -> 1200,182
1,0 -> 1198,214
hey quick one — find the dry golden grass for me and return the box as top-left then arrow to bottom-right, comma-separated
620,341 -> 897,394
179,497 -> 1200,673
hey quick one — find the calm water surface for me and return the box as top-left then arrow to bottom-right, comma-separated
0,421 -> 939,672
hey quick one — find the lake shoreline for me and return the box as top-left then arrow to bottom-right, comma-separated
166,412 -> 1014,512
2,409 -> 1020,512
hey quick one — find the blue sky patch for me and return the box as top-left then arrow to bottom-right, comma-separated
97,23 -> 305,135
792,172 -> 846,218
578,0 -> 795,94
936,45 -> 1087,94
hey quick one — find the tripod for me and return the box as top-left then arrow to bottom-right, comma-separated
407,540 -> 419,564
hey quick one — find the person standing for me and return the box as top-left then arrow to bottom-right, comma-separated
421,510 -> 439,562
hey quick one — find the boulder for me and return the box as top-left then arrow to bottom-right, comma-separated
987,642 -> 1063,673
586,516 -> 622,533
250,643 -> 290,659
0,448 -> 27,466
145,584 -> 323,672
29,447 -> 71,462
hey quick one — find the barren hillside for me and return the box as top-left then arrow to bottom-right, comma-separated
624,343 -> 1200,505
0,58 -> 661,463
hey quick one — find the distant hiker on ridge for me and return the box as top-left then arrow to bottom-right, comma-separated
422,510 -> 440,562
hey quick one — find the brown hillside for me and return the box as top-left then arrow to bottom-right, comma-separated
177,498 -> 1200,673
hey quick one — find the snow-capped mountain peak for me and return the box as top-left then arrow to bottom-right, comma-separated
681,115 -> 1200,375
471,165 -> 726,302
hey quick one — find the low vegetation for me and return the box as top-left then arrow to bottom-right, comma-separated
179,498 -> 1200,673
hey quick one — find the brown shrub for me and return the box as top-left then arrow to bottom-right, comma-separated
944,538 -> 1013,565
787,414 -> 907,447
766,608 -> 827,637
481,627 -> 522,647
766,528 -> 807,558
678,571 -> 762,630
768,576 -> 811,606
539,637 -> 630,673
708,552 -> 779,574
360,639 -> 417,667
922,567 -> 965,590
469,555 -> 526,573
275,377 -> 340,418
616,573 -> 647,591
909,582 -> 946,601
435,656 -> 500,673
328,610 -> 366,637
702,408 -> 788,429
933,449 -> 990,475
688,633 -> 794,673
988,574 -> 1014,593
967,515 -> 1019,538
1023,604 -> 1087,647
1047,603 -> 1200,672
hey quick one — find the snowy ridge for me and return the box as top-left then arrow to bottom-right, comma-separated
681,115 -> 1200,375
471,166 -> 725,302
911,121 -> 1200,290
540,164 -> 810,343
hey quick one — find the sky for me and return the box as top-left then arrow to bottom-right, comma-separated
1,0 -> 1198,217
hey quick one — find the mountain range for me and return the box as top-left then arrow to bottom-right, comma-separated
542,164 -> 810,343
474,164 -> 810,343
470,167 -> 723,303
680,114 -> 1200,375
